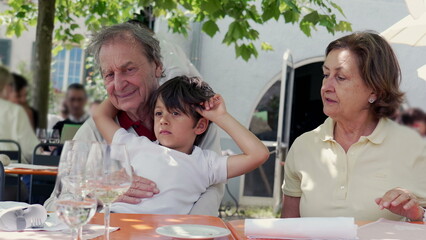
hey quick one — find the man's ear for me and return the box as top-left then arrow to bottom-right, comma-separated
194,118 -> 209,135
155,62 -> 163,78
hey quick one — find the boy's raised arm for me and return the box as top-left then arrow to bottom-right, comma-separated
92,99 -> 121,144
197,94 -> 269,179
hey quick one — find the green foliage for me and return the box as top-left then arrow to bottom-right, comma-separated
1,0 -> 351,61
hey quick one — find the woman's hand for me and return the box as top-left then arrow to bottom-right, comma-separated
114,175 -> 160,204
375,187 -> 424,220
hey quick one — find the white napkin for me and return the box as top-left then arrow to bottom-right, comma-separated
0,202 -> 47,231
245,217 -> 358,239
358,218 -> 426,240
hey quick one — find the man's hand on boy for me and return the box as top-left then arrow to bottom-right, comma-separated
115,175 -> 160,204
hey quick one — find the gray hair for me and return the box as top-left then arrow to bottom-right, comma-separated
0,65 -> 12,92
87,22 -> 163,70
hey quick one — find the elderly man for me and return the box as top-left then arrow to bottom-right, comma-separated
45,22 -> 224,215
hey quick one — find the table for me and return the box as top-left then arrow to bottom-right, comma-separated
89,213 -> 236,239
4,168 -> 58,176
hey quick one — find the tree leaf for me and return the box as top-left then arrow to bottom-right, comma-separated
202,20 -> 219,37
261,42 -> 274,51
16,11 -> 26,18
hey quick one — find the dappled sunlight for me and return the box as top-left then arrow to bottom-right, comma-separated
320,147 -> 339,178
132,224 -> 154,230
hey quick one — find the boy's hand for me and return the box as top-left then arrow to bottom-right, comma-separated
196,94 -> 227,122
96,98 -> 118,118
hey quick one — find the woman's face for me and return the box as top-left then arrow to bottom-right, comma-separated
321,49 -> 376,122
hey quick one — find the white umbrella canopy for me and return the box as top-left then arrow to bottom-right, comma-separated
381,13 -> 426,46
405,0 -> 426,19
417,64 -> 426,81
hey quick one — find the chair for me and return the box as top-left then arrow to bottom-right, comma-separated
0,139 -> 23,201
29,143 -> 62,204
0,139 -> 21,163
0,161 -> 4,201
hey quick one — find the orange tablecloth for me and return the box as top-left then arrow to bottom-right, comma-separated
5,168 -> 58,175
89,213 -> 235,239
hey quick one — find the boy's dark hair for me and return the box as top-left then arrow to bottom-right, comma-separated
150,76 -> 215,146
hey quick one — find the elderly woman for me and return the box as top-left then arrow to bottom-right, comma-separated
281,31 -> 426,221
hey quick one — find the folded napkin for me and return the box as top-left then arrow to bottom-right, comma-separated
0,202 -> 47,231
245,217 -> 357,239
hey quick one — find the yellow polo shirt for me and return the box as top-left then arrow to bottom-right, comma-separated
283,117 -> 426,221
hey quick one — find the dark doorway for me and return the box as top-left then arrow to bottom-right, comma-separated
288,61 -> 327,147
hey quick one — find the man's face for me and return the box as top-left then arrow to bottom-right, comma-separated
65,89 -> 87,118
99,37 -> 162,116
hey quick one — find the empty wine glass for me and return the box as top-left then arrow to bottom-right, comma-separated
86,143 -> 132,240
55,148 -> 96,240
49,129 -> 61,144
36,128 -> 48,143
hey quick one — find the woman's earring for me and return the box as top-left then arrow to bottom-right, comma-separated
368,98 -> 376,104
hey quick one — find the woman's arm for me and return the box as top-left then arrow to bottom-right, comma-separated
281,195 -> 301,218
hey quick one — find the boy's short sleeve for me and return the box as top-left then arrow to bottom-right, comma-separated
202,150 -> 228,185
112,128 -> 136,145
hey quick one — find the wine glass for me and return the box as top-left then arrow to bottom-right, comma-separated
86,143 -> 132,240
36,128 -> 48,143
49,129 -> 61,144
55,149 -> 97,240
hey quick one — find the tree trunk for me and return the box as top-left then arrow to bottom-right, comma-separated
33,0 -> 56,128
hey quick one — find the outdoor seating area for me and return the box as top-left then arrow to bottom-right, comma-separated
1,0 -> 426,239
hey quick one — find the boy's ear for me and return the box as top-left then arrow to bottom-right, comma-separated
194,118 -> 209,135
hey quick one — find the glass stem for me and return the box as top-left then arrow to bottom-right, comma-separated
71,226 -> 83,240
77,226 -> 83,240
104,203 -> 111,240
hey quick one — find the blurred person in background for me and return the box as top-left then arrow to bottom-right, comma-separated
4,73 -> 39,131
397,108 -> 426,137
0,66 -> 39,164
48,99 -> 69,129
0,65 -> 39,201
52,83 -> 89,137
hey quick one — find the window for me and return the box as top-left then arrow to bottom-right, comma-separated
51,48 -> 84,91
0,39 -> 11,66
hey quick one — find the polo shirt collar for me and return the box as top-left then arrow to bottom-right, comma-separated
319,117 -> 387,144
117,111 -> 156,141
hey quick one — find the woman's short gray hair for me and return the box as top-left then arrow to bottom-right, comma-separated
87,22 -> 163,70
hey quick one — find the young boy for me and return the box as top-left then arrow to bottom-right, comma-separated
93,76 -> 269,214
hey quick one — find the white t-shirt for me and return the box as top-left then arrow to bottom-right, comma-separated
111,128 -> 228,214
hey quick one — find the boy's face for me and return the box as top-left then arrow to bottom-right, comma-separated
153,97 -> 205,154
